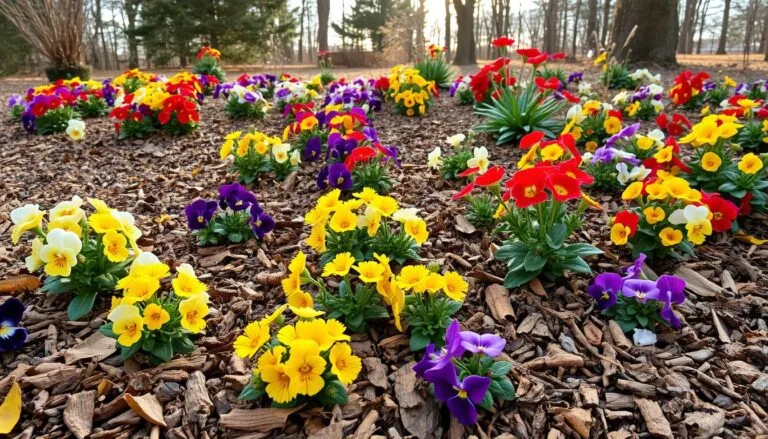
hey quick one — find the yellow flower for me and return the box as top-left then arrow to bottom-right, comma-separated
326,319 -> 351,342
39,229 -> 82,277
143,303 -> 170,330
220,138 -> 235,159
610,223 -> 630,245
659,227 -> 683,246
370,195 -> 399,216
585,141 -> 598,152
593,52 -> 607,65
48,217 -> 82,236
645,182 -> 668,200
102,230 -> 129,262
662,177 -> 693,200
233,320 -> 271,358
329,208 -> 358,233
117,274 -> 160,303
643,207 -> 666,225
49,195 -> 85,222
406,108 -> 414,116
621,182 -> 644,200
317,189 -> 342,212
287,291 -> 324,318
178,294 -> 209,333
701,152 -> 722,172
358,207 -> 382,237
172,263 -> 207,297
353,187 -> 378,204
686,218 -> 713,245
738,153 -> 764,174
653,146 -> 673,163
354,261 -> 386,283
88,213 -> 122,234
329,343 -> 362,385
258,345 -> 287,373
517,143 -> 539,168
108,304 -> 144,347
540,144 -> 564,162
724,76 -> 736,87
304,207 -> 330,227
442,271 -> 468,302
10,204 -> 45,244
285,340 -> 327,396
261,362 -> 296,403
603,117 -> 621,135
397,265 -> 430,291
322,252 -> 355,277
300,116 -> 319,131
289,251 -> 307,274
636,136 -> 655,150
260,304 -> 288,327
306,225 -> 327,253
415,272 -> 444,294
295,319 -> 335,351
404,218 -> 428,244
24,238 -> 44,272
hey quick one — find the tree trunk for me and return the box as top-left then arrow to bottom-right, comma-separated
125,0 -> 139,69
298,0 -> 305,63
678,0 -> 698,54
571,0 -> 582,55
716,0 -> 731,54
453,0 -> 476,65
696,0 -> 709,54
417,0 -> 426,54
611,0 -> 678,65
760,5 -> 768,55
560,0 -> 568,52
544,0 -> 558,53
600,0 -> 610,45
585,0 -> 598,51
94,0 -> 110,69
317,0 -> 330,52
445,0 -> 451,58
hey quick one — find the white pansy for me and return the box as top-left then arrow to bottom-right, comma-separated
668,204 -> 709,225
427,147 -> 443,170
392,208 -> 420,222
445,133 -> 466,148
612,91 -> 629,105
66,119 -> 86,141
272,143 -> 291,163
290,150 -> 301,166
566,104 -> 585,123
648,84 -> 664,95
466,147 -> 489,174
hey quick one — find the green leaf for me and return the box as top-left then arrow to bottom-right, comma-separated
477,389 -> 494,411
503,266 -> 540,288
490,361 -> 512,377
409,331 -> 432,352
315,380 -> 349,406
172,336 -> 196,354
565,243 -> 603,257
546,223 -> 568,249
523,249 -> 548,272
491,377 -> 517,401
120,342 -> 142,361
153,339 -> 174,363
560,256 -> 593,274
68,291 -> 97,320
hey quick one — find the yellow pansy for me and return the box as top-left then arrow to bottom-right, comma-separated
329,343 -> 362,385
442,271 -> 468,302
102,230 -> 129,262
329,208 -> 357,233
10,204 -> 45,244
284,340 -> 326,396
108,304 -> 144,347
178,293 -> 209,333
738,153 -> 764,174
171,263 -> 207,297
659,227 -> 683,246
354,261 -> 386,283
39,229 -> 82,277
701,152 -> 722,172
404,218 -> 428,244
322,252 -> 355,277
610,223 -> 630,245
621,182 -> 644,200
233,320 -> 270,358
643,206 -> 665,225
143,303 -> 170,330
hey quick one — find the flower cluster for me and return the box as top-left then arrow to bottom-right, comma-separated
428,133 -> 482,182
563,100 -> 624,152
612,84 -> 665,121
185,183 -> 275,246
110,73 -> 202,138
274,78 -> 319,114
669,70 -> 710,109
322,78 -> 383,113
112,68 -> 159,94
229,73 -> 277,98
387,65 -> 438,117
101,254 -> 210,363
193,46 -> 225,91
236,306 -> 362,407
589,254 -> 687,334
454,132 -> 602,287
594,52 -> 640,90
581,124 -> 648,190
413,321 -> 515,426
12,196 -> 141,320
449,75 -> 474,105
220,130 -> 298,183
215,82 -> 270,119
0,299 -> 28,353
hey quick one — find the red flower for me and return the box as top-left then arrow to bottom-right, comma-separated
547,173 -> 581,202
755,108 -> 768,119
346,131 -> 367,142
534,76 -> 560,90
558,133 -> 581,163
452,182 -> 476,200
374,77 -> 390,91
475,166 -> 506,186
516,48 -> 541,58
607,109 -> 623,121
701,192 -> 738,232
614,211 -> 639,236
158,109 -> 171,125
345,146 -> 377,170
561,90 -> 580,103
458,167 -> 480,178
527,53 -> 549,65
520,131 -> 545,149
507,167 -> 551,208
110,106 -> 130,121
492,36 -> 515,47
739,193 -> 753,215
558,158 -> 594,185
550,52 -> 566,60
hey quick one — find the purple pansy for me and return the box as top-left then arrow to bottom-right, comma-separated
646,275 -> 686,328
621,279 -> 659,300
0,298 -> 28,353
249,203 -> 275,240
303,136 -> 323,162
184,199 -> 218,230
219,183 -> 257,211
622,253 -> 647,280
413,320 -> 465,377
459,331 -> 506,357
327,163 -> 353,191
427,362 -> 491,426
587,272 -> 622,310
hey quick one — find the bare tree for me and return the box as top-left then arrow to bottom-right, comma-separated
298,0 -> 306,62
543,0 -> 558,52
696,0 -> 710,54
600,0 -> 610,45
317,0 -> 329,52
585,0 -> 598,51
611,0 -> 678,65
452,0 -> 476,65
716,0 -> 731,54
444,0 -> 451,57
571,0 -> 582,55
124,0 -> 140,68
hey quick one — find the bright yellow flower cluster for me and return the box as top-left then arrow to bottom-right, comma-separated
388,65 -> 436,117
130,82 -> 172,111
679,114 -> 742,147
304,188 -> 429,254
220,130 -> 287,160
112,68 -> 157,88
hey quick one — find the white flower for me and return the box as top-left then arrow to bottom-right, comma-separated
272,143 -> 291,163
566,104 -> 585,123
131,251 -> 161,271
617,163 -> 652,185
648,84 -> 664,95
467,146 -> 489,174
651,100 -> 664,113
612,91 -> 629,105
66,119 -> 86,141
25,238 -> 44,272
601,102 -> 615,112
445,133 -> 466,148
616,163 -> 632,185
50,195 -> 85,222
587,49 -> 595,58
581,152 -> 593,162
427,147 -> 443,170
577,82 -> 593,96
392,208 -> 420,222
39,228 -> 83,277
668,204 -> 709,225
290,150 -> 301,166
633,328 -> 657,346
647,128 -> 666,146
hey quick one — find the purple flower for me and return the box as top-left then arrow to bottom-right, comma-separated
459,331 -> 506,356
185,199 -> 218,230
303,136 -> 323,162
427,362 -> 490,426
587,272 -> 622,310
327,163 -> 353,191
219,183 -> 257,211
0,298 -> 27,353
249,203 -> 275,240
316,165 -> 330,190
621,279 -> 659,300
623,253 -> 647,280
646,275 -> 686,328
8,94 -> 23,108
567,71 -> 583,83
413,320 -> 465,377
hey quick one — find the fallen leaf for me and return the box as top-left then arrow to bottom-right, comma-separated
0,382 -> 21,434
63,390 -> 96,439
124,393 -> 167,426
219,406 -> 303,432
64,332 -> 117,364
734,231 -> 768,245
454,214 -> 476,234
0,275 -> 40,295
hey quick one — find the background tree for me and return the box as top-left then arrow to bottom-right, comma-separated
332,0 -> 397,51
585,0 -> 598,51
317,0 -> 330,52
717,0 -> 732,54
611,0 -> 678,65
453,0 -> 476,64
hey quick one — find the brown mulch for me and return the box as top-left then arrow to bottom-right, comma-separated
0,64 -> 768,439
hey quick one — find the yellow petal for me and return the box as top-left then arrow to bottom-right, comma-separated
734,231 -> 768,245
0,382 -> 22,434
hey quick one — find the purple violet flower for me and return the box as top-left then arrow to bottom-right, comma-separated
427,362 -> 491,426
621,279 -> 659,301
646,275 -> 686,328
623,253 -> 647,280
303,136 -> 323,162
459,331 -> 506,357
184,199 -> 218,230
0,298 -> 28,353
413,320 -> 465,378
327,163 -> 353,191
249,203 -> 275,240
587,272 -> 622,310
219,183 -> 257,211
316,165 -> 330,190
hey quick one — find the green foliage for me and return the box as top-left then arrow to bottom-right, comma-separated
494,201 -> 602,288
474,84 -> 565,145
413,55 -> 455,89
465,194 -> 497,229
193,56 -> 225,81
0,15 -> 33,77
440,149 -> 473,181
600,63 -> 639,90
455,88 -> 475,105
603,295 -> 666,333
118,117 -> 156,140
455,355 -> 516,406
331,0 -> 404,51
317,280 -> 390,332
584,162 -> 621,191
736,122 -> 768,151
351,160 -> 394,194
35,107 -> 79,135
10,105 -> 24,122
193,210 -> 255,246
224,96 -> 268,120
320,71 -> 336,85
366,223 -> 421,265
77,95 -> 110,118
404,294 -> 462,351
